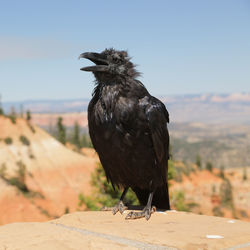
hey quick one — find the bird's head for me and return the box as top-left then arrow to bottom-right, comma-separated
79,48 -> 140,83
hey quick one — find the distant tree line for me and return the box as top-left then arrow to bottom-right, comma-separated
196,154 -> 214,172
55,116 -> 93,149
195,154 -> 248,181
0,95 -> 33,125
0,97 -> 92,149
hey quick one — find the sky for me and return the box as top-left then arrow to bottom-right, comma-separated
0,0 -> 249,102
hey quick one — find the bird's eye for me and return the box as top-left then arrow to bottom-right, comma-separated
112,53 -> 122,63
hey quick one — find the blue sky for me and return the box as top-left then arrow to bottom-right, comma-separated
0,0 -> 249,102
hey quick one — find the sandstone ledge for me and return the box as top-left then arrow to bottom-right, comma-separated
0,211 -> 250,250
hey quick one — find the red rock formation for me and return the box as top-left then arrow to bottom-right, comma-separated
0,116 -> 97,224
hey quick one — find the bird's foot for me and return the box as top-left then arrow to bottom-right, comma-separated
100,201 -> 128,215
112,200 -> 128,215
125,206 -> 156,220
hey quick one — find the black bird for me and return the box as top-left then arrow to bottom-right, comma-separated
79,48 -> 170,220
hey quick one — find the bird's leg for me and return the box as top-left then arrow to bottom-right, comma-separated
112,187 -> 129,215
125,191 -> 156,220
101,187 -> 129,215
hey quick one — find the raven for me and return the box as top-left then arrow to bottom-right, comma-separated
79,48 -> 170,220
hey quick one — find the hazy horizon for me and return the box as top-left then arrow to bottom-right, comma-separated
2,91 -> 250,103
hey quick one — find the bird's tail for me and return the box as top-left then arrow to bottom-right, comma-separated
133,184 -> 170,210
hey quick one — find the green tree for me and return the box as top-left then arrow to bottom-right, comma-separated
243,167 -> 247,181
220,178 -> 234,209
56,117 -> 66,144
9,106 -> 17,123
25,109 -> 35,133
64,207 -> 70,214
213,206 -> 224,217
72,121 -> 81,149
168,159 -> 175,182
0,163 -> 7,179
20,104 -> 24,118
169,144 -> 173,160
78,163 -> 138,210
206,161 -> 213,172
196,154 -> 202,169
81,133 -> 93,148
9,161 -> 29,193
4,137 -> 13,145
19,135 -> 30,146
172,190 -> 190,212
26,110 -> 31,121
0,94 -> 3,116
219,165 -> 225,179
0,107 -> 4,116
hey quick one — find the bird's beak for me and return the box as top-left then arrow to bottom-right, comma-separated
78,52 -> 109,72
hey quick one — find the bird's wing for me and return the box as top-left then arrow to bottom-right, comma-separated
145,97 -> 169,183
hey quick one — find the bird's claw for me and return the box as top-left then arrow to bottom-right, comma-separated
100,201 -> 128,215
112,201 -> 128,215
100,206 -> 112,211
125,206 -> 156,220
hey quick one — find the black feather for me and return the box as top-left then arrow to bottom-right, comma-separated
82,48 -> 170,210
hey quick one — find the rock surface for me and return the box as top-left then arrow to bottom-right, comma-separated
0,116 -> 97,224
1,211 -> 250,250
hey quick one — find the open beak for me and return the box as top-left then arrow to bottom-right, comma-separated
78,52 -> 109,72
